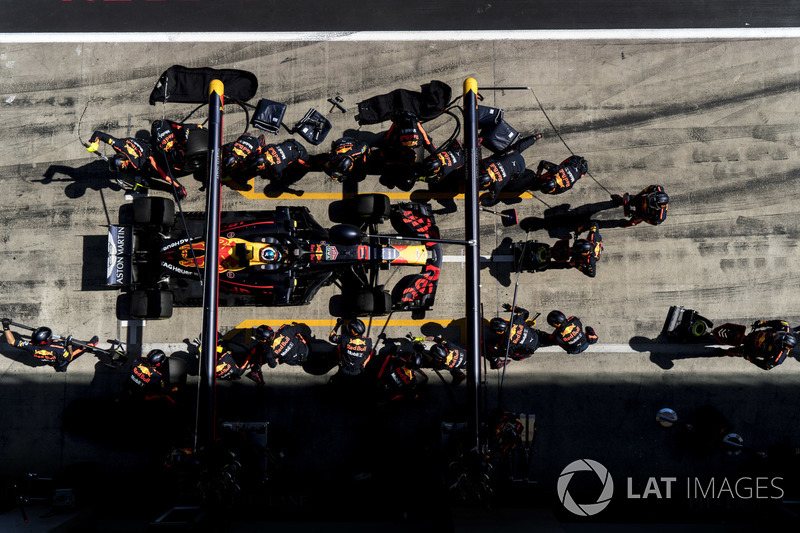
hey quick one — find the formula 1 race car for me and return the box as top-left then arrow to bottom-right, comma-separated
107,194 -> 442,320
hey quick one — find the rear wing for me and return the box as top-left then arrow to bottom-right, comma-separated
107,225 -> 133,286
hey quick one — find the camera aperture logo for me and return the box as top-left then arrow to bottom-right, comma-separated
557,459 -> 614,516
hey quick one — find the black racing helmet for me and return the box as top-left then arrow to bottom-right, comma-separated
539,178 -> 556,194
329,157 -> 354,181
146,349 -> 166,367
572,239 -> 592,256
478,173 -> 492,189
110,154 -> 128,172
422,157 -> 441,176
347,318 -> 366,337
489,318 -> 507,334
648,191 -> 670,210
774,331 -> 797,350
254,325 -> 275,343
252,154 -> 268,172
31,327 -> 52,345
430,343 -> 447,361
547,310 -> 567,328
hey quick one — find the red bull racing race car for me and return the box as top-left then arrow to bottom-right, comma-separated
107,194 -> 442,320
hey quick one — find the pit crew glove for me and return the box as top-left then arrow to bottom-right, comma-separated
1,318 -> 11,330
85,141 -> 99,153
751,321 -> 765,329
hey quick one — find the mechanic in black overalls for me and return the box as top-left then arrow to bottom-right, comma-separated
86,130 -> 187,199
266,323 -> 310,368
150,119 -> 205,174
427,338 -> 467,386
221,133 -> 263,190
321,137 -> 371,182
540,310 -> 598,354
478,134 -> 542,205
533,154 -> 588,195
259,139 -> 311,181
725,320 -> 796,370
123,349 -> 166,400
569,224 -> 603,278
485,305 -> 540,369
376,350 -> 428,402
613,184 -> 669,227
2,319 -> 98,373
418,140 -> 466,186
244,325 -> 275,385
329,318 -> 374,387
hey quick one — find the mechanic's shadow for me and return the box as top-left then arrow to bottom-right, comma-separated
519,201 -> 625,238
260,166 -> 311,198
39,160 -> 124,199
483,236 -> 518,288
629,335 -> 728,370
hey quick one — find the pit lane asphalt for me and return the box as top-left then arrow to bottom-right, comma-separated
1,37 -> 799,529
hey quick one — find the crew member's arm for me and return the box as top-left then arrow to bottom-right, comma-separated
86,131 -> 116,152
2,318 -> 15,345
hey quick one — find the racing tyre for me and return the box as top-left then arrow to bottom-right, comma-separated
129,290 -> 173,320
352,194 -> 391,223
132,197 -> 175,228
183,129 -> 209,172
351,289 -> 392,316
166,357 -> 188,390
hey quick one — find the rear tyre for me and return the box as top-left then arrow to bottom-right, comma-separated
129,290 -> 173,320
183,129 -> 209,172
132,197 -> 175,228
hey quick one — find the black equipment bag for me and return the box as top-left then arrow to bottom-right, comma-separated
477,105 -> 504,127
149,65 -> 258,105
480,119 -> 520,153
355,81 -> 452,125
251,99 -> 288,134
293,108 -> 332,146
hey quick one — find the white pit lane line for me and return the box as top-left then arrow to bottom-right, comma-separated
4,28 -> 800,43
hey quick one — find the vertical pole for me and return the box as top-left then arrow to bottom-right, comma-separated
463,78 -> 482,452
198,79 -> 224,450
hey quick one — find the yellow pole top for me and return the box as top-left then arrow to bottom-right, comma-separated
209,79 -> 224,96
464,78 -> 478,95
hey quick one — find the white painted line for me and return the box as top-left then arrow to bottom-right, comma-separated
442,255 -> 515,263
3,28 -> 800,43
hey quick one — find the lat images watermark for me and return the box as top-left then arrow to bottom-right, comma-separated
557,459 -> 785,517
557,459 -> 614,517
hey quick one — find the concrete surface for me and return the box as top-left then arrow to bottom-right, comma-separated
0,37 -> 799,530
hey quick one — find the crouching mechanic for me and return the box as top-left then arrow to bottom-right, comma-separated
329,318 -> 374,386
418,140 -> 466,186
376,350 -> 428,402
569,224 -> 603,278
478,134 -> 542,206
86,130 -> 188,200
485,304 -> 540,369
244,325 -> 276,385
426,338 -> 467,386
265,323 -> 310,368
612,184 -> 669,227
533,154 -> 588,195
320,137 -> 371,182
540,310 -> 598,354
725,320 -> 796,370
123,349 -> 167,400
2,318 -> 98,372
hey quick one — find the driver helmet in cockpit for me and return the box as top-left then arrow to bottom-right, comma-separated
260,246 -> 282,263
